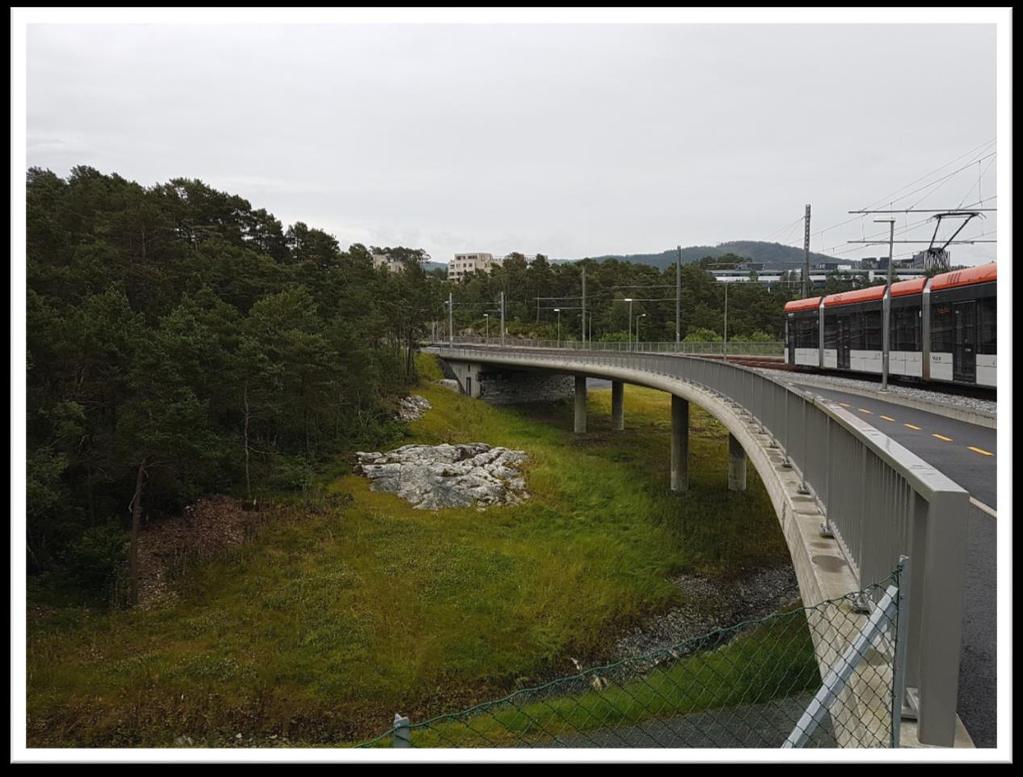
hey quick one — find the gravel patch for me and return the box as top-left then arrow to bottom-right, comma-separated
613,566 -> 800,664
759,369 -> 996,419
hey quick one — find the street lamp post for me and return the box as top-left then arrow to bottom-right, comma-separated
554,308 -> 561,347
624,298 -> 634,351
637,313 -> 647,346
876,218 -> 896,392
484,313 -> 489,342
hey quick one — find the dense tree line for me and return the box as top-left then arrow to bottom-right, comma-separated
25,167 -> 874,602
444,255 -> 805,343
26,167 -> 443,600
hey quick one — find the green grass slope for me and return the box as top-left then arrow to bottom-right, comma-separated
26,354 -> 791,747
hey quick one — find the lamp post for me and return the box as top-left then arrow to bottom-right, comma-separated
447,292 -> 453,345
554,308 -> 561,347
624,298 -> 634,351
484,313 -> 489,342
637,313 -> 647,347
876,218 -> 896,392
723,283 -> 728,360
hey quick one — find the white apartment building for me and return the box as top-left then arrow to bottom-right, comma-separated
371,253 -> 404,272
447,252 -> 500,282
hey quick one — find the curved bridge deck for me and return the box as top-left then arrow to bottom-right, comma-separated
428,343 -> 972,747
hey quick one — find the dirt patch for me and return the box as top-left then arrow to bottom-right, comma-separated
134,496 -> 269,609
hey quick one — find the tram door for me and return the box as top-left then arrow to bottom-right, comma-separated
953,301 -> 977,383
837,318 -> 850,369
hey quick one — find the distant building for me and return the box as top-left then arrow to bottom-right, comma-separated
448,252 -> 501,282
709,265 -> 928,289
371,253 -> 405,272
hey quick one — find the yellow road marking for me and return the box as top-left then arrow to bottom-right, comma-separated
904,423 -> 921,431
968,446 -> 994,457
932,433 -> 953,442
858,408 -> 872,414
839,402 -> 851,408
880,415 -> 895,422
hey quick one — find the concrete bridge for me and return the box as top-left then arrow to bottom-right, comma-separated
428,342 -> 972,748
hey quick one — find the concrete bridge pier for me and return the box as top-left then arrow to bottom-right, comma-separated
611,381 -> 625,431
574,375 -> 587,434
728,432 -> 747,492
670,395 -> 689,492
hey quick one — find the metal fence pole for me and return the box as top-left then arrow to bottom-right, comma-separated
891,555 -> 912,748
393,713 -> 411,747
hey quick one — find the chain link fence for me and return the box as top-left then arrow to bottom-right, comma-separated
357,565 -> 906,749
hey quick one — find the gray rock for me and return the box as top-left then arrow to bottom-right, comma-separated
397,394 -> 432,422
355,443 -> 529,510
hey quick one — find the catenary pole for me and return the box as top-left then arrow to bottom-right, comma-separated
877,218 -> 896,391
676,245 -> 682,344
803,204 -> 811,298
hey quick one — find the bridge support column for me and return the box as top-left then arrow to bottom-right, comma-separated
611,381 -> 625,431
670,395 -> 689,493
728,432 -> 747,492
574,376 -> 587,434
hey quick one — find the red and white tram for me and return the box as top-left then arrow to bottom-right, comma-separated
783,262 -> 996,387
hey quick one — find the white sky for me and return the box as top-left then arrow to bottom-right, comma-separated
26,20 -> 997,265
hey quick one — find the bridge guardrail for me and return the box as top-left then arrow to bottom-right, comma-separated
427,342 -> 968,747
439,336 -> 785,358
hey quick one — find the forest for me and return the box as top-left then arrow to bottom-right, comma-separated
25,167 -> 813,604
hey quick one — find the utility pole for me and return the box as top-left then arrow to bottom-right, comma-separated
554,308 -> 561,347
877,218 -> 896,392
802,204 -> 811,298
448,292 -> 453,345
675,245 -> 682,344
581,266 -> 587,345
723,283 -> 728,360
500,290 -> 506,347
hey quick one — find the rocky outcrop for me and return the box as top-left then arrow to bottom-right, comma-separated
354,443 -> 529,510
397,394 -> 431,421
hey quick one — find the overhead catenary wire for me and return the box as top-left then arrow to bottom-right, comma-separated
808,138 -> 996,240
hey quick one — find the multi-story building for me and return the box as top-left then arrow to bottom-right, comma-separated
371,253 -> 405,272
447,252 -> 500,282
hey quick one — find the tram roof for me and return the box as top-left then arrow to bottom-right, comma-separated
822,285 -> 885,308
783,297 -> 822,313
929,262 -> 997,292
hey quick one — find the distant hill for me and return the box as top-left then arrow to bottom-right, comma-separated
568,241 -> 854,270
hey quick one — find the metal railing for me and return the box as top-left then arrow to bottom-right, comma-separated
426,342 -> 969,747
440,336 -> 785,358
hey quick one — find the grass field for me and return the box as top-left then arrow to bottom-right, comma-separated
26,354 -> 792,747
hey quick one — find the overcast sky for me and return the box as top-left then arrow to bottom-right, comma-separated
26,22 -> 998,265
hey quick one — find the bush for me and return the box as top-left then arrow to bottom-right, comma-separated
683,327 -> 722,343
64,523 -> 128,596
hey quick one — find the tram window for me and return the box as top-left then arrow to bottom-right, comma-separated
978,296 -> 996,355
849,311 -> 864,350
796,317 -> 817,348
931,303 -> 955,352
823,315 -> 837,349
892,306 -> 921,351
864,309 -> 882,350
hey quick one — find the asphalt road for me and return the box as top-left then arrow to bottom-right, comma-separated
782,381 -> 997,510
